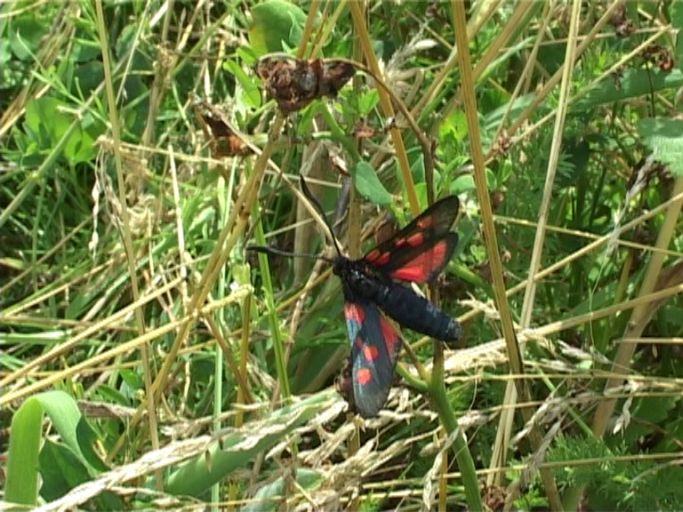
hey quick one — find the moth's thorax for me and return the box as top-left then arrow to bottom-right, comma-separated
333,256 -> 387,300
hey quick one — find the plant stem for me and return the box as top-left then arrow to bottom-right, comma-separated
253,205 -> 291,402
428,372 -> 482,510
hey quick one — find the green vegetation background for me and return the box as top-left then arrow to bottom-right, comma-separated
1,1 -> 682,510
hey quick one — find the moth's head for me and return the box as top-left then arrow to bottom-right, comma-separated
332,255 -> 348,276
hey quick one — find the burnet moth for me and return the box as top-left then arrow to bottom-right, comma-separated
249,178 -> 461,417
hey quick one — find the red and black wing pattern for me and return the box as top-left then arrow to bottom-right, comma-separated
363,196 -> 460,283
344,300 -> 403,418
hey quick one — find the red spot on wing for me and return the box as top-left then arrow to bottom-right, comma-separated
391,240 -> 448,282
363,345 -> 379,361
394,234 -> 424,247
377,252 -> 391,265
345,303 -> 365,324
379,316 -> 400,355
356,368 -> 372,385
394,231 -> 424,247
365,249 -> 381,261
366,250 -> 391,266
417,215 -> 434,229
406,232 -> 424,247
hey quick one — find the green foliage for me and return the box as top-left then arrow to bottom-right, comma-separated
166,392 -> 336,496
6,391 -> 119,508
674,1 -> 683,73
248,0 -> 309,55
6,396 -> 42,505
22,97 -> 99,165
639,118 -> 683,176
223,59 -> 262,110
244,468 -> 322,511
549,437 -> 683,510
353,160 -> 394,205
1,1 -> 682,510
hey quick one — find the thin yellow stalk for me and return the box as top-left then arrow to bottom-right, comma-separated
0,280 -> 251,408
348,2 -> 419,213
411,0 -> 503,120
487,3 -> 554,489
492,0 -> 582,501
437,0 -> 541,138
451,1 -> 565,509
94,0 -> 161,473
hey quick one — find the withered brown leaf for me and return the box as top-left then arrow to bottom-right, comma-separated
193,99 -> 251,158
255,56 -> 356,113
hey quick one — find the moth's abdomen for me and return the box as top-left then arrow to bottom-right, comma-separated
338,260 -> 461,343
376,282 -> 461,342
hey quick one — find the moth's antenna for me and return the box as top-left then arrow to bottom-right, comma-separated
246,245 -> 333,263
299,175 -> 344,256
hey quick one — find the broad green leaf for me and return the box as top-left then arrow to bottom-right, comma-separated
6,397 -> 42,505
25,97 -> 69,146
74,61 -> 104,96
245,469 -> 322,512
638,118 -> 683,176
357,89 -> 379,116
232,262 -> 252,286
237,46 -> 259,66
0,38 -> 11,64
410,150 -> 425,183
39,439 -> 92,501
440,110 -> 468,143
166,390 -> 338,496
8,17 -> 44,60
114,23 -> 137,60
248,0 -> 308,55
414,181 -> 428,207
633,396 -> 676,425
39,440 -> 122,509
352,160 -> 393,205
450,174 -> 475,194
35,390 -> 106,474
574,69 -> 683,112
6,390 -> 105,506
64,126 -> 96,164
672,0 -> 683,73
224,59 -> 262,110
24,97 -> 97,164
